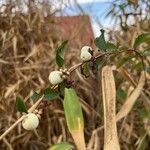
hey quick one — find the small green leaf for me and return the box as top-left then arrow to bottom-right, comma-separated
95,29 -> 107,52
31,91 -> 41,101
48,142 -> 73,150
81,63 -> 90,78
16,97 -> 28,113
56,40 -> 68,68
133,33 -> 150,49
63,88 -> 84,131
106,42 -> 118,51
43,88 -> 59,101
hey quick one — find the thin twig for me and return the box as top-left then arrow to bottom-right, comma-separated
69,49 -> 142,74
0,96 -> 43,141
0,116 -> 26,141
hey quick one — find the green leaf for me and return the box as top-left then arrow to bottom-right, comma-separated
56,40 -> 68,68
63,88 -> 84,131
95,29 -> 107,52
43,88 -> 59,101
133,33 -> 150,49
16,97 -> 28,113
31,91 -> 41,101
48,142 -> 73,150
106,42 -> 118,51
81,63 -> 90,78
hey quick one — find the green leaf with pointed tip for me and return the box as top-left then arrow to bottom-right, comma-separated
56,40 -> 68,68
31,91 -> 41,101
48,142 -> 73,150
81,63 -> 90,78
133,33 -> 150,49
106,42 -> 118,51
16,97 -> 28,113
63,88 -> 84,131
43,88 -> 59,101
95,29 -> 107,52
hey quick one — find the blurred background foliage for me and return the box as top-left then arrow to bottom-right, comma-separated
0,0 -> 150,149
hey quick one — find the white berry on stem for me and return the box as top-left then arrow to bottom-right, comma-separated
22,113 -> 39,130
80,46 -> 93,61
48,71 -> 63,85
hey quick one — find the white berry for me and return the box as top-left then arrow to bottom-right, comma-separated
80,46 -> 92,61
48,71 -> 63,85
22,113 -> 39,130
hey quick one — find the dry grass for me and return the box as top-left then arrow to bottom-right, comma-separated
0,1 -> 150,150
0,1 -> 100,150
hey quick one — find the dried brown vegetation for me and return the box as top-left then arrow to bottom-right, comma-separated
0,1 -> 100,150
0,1 -> 150,150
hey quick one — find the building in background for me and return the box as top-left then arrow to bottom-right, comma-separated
54,15 -> 94,48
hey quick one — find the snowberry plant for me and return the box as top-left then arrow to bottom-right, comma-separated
0,29 -> 149,150
22,113 -> 39,130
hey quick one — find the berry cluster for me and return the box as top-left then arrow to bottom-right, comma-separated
22,46 -> 93,130
49,46 -> 93,85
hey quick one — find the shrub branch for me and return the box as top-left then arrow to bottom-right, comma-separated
0,49 -> 144,141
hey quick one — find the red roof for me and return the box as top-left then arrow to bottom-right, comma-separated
54,15 -> 94,48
